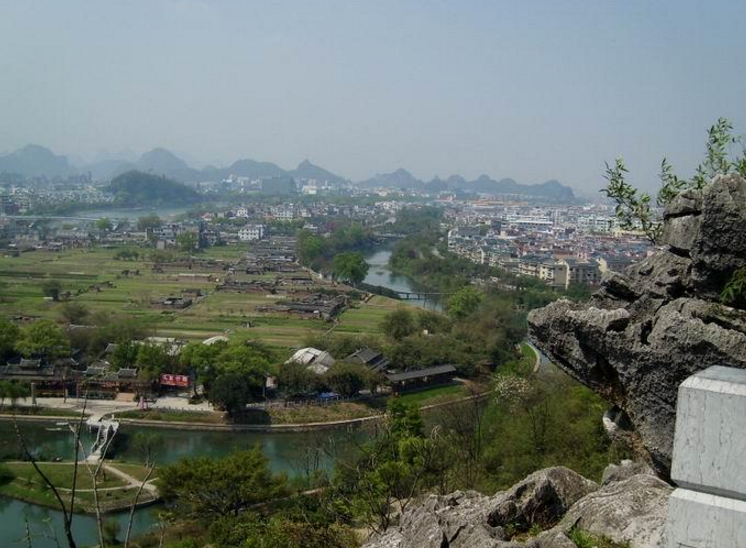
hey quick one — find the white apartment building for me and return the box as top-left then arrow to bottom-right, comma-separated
238,224 -> 267,241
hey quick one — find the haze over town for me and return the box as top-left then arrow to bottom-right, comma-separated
2,0 -> 745,193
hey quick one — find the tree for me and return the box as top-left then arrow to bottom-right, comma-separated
110,340 -> 140,368
42,279 -> 63,301
332,400 -> 434,533
15,320 -> 70,358
446,286 -> 482,320
297,230 -> 328,266
602,117 -> 746,243
332,252 -> 369,286
324,362 -> 370,397
137,213 -> 162,231
135,341 -> 174,381
176,231 -> 199,253
380,307 -> 417,341
0,318 -> 19,360
96,217 -> 113,231
277,360 -> 317,397
159,448 -> 287,518
209,371 -> 263,416
59,301 -> 90,324
0,380 -> 30,407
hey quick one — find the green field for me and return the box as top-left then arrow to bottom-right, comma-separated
0,461 -> 158,513
0,247 -> 408,349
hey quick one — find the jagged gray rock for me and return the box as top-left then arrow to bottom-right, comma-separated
396,490 -> 505,548
487,467 -> 598,529
601,459 -> 655,485
362,466 -> 665,548
560,473 -> 672,548
528,174 -> 746,476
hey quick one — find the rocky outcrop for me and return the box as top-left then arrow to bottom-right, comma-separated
528,174 -> 746,476
487,467 -> 598,529
363,463 -> 668,548
560,473 -> 672,547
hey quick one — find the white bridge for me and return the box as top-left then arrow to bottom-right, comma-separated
85,416 -> 119,462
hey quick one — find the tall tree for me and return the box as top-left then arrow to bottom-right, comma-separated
159,448 -> 287,518
15,320 -> 70,358
332,252 -> 369,286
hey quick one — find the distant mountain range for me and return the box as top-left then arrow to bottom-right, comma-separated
360,169 -> 577,202
0,144 -> 577,201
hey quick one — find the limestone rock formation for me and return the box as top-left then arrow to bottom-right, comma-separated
527,174 -> 746,476
560,473 -> 672,547
362,463 -> 668,548
487,467 -> 598,529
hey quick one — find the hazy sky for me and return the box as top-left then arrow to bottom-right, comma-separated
1,1 -> 744,191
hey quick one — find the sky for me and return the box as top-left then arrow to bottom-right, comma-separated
1,0 -> 745,192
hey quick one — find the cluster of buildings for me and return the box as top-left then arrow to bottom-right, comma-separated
446,203 -> 652,288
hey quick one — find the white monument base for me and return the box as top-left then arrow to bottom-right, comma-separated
667,366 -> 746,548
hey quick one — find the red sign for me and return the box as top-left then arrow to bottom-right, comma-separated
160,374 -> 190,387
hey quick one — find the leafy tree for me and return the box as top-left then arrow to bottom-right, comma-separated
332,400 -> 434,533
58,301 -> 90,324
209,370 -> 264,416
0,318 -> 19,360
0,380 -> 31,407
297,230 -> 328,266
159,448 -> 287,518
332,252 -> 369,286
41,279 -> 63,301
446,285 -> 482,320
176,231 -> 199,253
380,307 -> 417,341
110,340 -> 140,368
136,341 -> 175,381
602,118 -> 746,243
324,362 -> 370,397
137,213 -> 162,231
15,320 -> 70,358
95,217 -> 113,231
416,309 -> 452,334
277,360 -> 317,397
209,515 -> 359,548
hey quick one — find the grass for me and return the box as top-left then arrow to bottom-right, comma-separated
3,462 -> 128,490
568,527 -> 631,548
116,409 -> 226,424
498,342 -> 538,376
396,384 -> 467,406
0,460 -> 159,513
0,247 -> 407,348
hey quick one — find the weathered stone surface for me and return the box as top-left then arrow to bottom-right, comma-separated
560,474 -> 672,548
396,491 -> 505,548
487,467 -> 598,529
601,459 -> 655,486
528,174 -> 746,476
363,467 -> 660,548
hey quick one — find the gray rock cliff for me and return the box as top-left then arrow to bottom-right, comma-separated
528,174 -> 746,476
363,463 -> 668,548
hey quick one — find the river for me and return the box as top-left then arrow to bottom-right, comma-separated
363,248 -> 442,310
78,205 -> 196,221
0,421 -> 365,547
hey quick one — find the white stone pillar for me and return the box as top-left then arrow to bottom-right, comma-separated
667,365 -> 746,548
